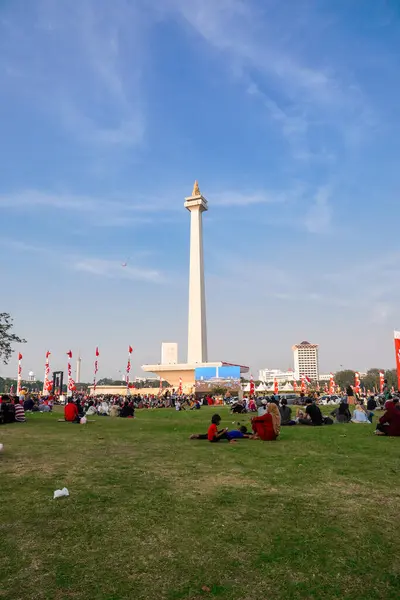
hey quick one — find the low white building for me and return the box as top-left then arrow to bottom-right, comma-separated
258,368 -> 296,383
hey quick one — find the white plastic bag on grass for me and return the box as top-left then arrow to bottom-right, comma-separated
53,487 -> 69,499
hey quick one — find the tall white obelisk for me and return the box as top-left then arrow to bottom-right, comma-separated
184,181 -> 208,363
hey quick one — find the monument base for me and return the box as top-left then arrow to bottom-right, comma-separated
141,361 -> 248,394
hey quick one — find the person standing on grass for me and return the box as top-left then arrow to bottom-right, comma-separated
14,399 -> 26,423
64,399 -> 79,422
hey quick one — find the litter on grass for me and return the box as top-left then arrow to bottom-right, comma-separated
53,487 -> 69,499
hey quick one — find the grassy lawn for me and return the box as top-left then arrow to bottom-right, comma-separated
1,407 -> 400,600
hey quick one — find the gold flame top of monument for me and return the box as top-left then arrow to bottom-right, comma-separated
192,180 -> 201,197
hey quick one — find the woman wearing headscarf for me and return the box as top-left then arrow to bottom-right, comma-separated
251,402 -> 280,440
331,400 -> 351,423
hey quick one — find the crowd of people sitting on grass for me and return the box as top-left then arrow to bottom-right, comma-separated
190,393 -> 400,442
2,388 -> 400,438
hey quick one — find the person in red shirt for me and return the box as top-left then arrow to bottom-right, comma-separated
376,397 -> 400,436
64,399 -> 79,422
207,414 -> 236,443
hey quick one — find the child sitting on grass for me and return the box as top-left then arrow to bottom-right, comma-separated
190,414 -> 238,443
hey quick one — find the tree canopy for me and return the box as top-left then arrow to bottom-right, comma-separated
0,313 -> 26,365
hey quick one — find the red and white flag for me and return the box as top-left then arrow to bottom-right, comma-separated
394,331 -> 400,391
66,351 -> 76,393
379,370 -> 385,394
43,351 -> 51,396
17,353 -> 23,395
93,347 -> 100,393
249,374 -> 255,396
126,345 -> 133,389
329,373 -> 335,395
178,377 -> 183,395
354,372 -> 360,395
300,374 -> 306,393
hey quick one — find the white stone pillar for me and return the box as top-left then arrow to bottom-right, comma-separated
184,182 -> 208,363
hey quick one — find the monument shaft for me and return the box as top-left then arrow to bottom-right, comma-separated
185,182 -> 208,363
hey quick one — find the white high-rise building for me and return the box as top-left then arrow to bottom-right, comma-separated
293,341 -> 319,381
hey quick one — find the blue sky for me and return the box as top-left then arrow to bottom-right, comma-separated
1,0 -> 400,381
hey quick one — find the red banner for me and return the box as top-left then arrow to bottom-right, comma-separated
249,375 -> 255,396
329,373 -> 335,395
300,375 -> 306,393
394,331 -> 400,391
273,378 -> 279,394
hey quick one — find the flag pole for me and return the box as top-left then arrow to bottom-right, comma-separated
93,347 -> 100,396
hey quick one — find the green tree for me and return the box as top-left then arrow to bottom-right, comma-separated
361,368 -> 381,392
211,385 -> 228,396
0,313 -> 26,364
334,370 -> 356,390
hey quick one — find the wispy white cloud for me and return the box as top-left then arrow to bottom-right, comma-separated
0,189 -> 177,226
165,0 -> 375,162
212,187 -> 298,207
1,0 -> 147,148
73,258 -> 163,283
303,187 -> 333,234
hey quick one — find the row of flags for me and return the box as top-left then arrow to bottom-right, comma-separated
248,369 -> 390,396
15,346 -> 133,395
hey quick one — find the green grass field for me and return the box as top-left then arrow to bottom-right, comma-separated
1,407 -> 400,600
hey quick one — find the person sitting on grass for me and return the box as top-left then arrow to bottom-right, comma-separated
375,397 -> 400,436
64,399 -> 79,423
120,400 -> 135,418
351,404 -> 371,423
279,399 -> 296,426
298,398 -> 324,426
14,399 -> 26,423
109,403 -> 120,417
23,396 -> 34,412
85,400 -> 97,416
190,399 -> 201,410
251,402 -> 280,440
331,400 -> 351,423
231,400 -> 246,414
190,414 -> 237,443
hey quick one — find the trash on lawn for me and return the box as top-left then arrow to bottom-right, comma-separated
53,487 -> 69,499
